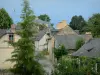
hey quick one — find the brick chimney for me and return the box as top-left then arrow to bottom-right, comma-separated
56,20 -> 67,29
11,24 -> 16,33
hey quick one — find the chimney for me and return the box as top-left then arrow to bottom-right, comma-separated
85,32 -> 92,42
85,32 -> 92,35
56,20 -> 67,29
11,24 -> 16,33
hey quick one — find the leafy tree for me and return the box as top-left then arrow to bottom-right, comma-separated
70,15 -> 87,33
54,45 -> 68,60
76,38 -> 85,50
38,14 -> 51,22
88,13 -> 100,37
0,8 -> 13,29
8,0 -> 44,75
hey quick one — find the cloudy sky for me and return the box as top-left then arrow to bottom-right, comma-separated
0,0 -> 100,25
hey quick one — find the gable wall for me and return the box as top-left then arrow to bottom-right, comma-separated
0,34 -> 20,69
35,34 -> 49,51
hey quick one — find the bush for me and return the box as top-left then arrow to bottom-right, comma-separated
53,56 -> 99,75
76,38 -> 85,50
54,45 -> 68,60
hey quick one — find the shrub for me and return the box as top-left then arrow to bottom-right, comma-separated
76,38 -> 85,50
54,45 -> 68,60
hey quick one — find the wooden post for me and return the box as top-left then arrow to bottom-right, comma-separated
95,63 -> 97,73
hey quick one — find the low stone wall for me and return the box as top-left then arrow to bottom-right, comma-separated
0,70 -> 18,75
0,72 -> 14,75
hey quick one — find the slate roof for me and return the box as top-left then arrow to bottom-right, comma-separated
34,18 -> 51,26
74,30 -> 79,34
0,29 -> 7,38
15,18 -> 51,30
56,25 -> 78,35
55,35 -> 81,49
35,28 -> 49,41
72,38 -> 100,58
0,29 -> 14,38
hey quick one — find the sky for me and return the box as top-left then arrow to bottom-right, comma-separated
0,0 -> 100,26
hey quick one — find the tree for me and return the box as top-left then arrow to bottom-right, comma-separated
0,8 -> 13,29
38,14 -> 51,22
88,13 -> 100,37
54,45 -> 68,60
69,15 -> 87,33
8,0 -> 44,75
76,38 -> 85,50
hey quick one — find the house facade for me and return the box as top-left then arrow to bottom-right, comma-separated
0,25 -> 20,69
35,28 -> 51,51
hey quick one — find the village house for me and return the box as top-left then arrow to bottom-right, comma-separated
0,18 -> 51,69
34,20 -> 93,59
0,25 -> 20,69
52,20 -> 92,53
35,28 -> 51,51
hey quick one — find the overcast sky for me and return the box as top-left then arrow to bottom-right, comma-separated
0,0 -> 100,25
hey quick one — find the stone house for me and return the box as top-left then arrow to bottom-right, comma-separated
0,25 -> 20,69
54,20 -> 92,49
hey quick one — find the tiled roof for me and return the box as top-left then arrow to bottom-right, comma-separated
55,35 -> 81,49
0,29 -> 7,38
74,30 -> 79,34
56,25 -> 78,35
35,28 -> 49,41
34,18 -> 51,26
72,38 -> 100,58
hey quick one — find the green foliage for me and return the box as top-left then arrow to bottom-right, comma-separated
54,45 -> 68,60
69,15 -> 87,33
53,56 -> 79,75
76,38 -> 85,50
87,13 -> 100,37
8,0 -> 44,75
39,24 -> 47,31
38,14 -> 51,22
0,8 -> 13,29
53,56 -> 99,75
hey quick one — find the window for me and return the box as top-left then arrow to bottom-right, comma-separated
9,34 -> 14,42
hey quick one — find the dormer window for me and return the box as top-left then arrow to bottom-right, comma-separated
9,34 -> 14,42
87,47 -> 94,52
46,32 -> 50,36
